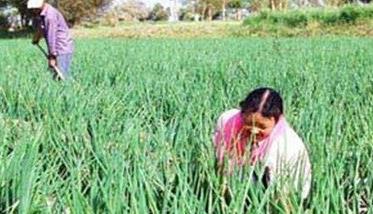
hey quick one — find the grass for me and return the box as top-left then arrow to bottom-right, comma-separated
71,21 -> 243,38
70,19 -> 373,39
0,37 -> 372,213
1,17 -> 373,40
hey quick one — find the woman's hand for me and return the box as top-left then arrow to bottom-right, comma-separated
48,55 -> 57,68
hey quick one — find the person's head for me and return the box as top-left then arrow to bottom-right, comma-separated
27,0 -> 45,16
239,87 -> 283,142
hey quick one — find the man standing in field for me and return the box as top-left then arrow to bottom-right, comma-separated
28,0 -> 74,80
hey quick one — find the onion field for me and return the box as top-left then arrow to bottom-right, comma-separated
0,38 -> 372,213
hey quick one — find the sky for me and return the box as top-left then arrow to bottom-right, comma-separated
112,0 -> 183,8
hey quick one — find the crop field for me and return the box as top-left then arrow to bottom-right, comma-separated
0,38 -> 372,213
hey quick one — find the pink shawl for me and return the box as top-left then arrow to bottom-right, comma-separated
214,111 -> 287,166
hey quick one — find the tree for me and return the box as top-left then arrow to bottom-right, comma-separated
197,0 -> 223,21
293,0 -> 326,7
57,0 -> 112,25
0,0 -> 112,27
248,0 -> 326,11
326,0 -> 373,5
228,0 -> 243,8
113,0 -> 149,22
222,0 -> 226,20
268,0 -> 289,10
0,0 -> 7,7
149,3 -> 169,21
227,0 -> 243,20
2,0 -> 29,27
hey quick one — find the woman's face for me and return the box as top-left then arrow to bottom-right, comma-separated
242,112 -> 276,143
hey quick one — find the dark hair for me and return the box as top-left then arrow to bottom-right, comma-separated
239,87 -> 283,122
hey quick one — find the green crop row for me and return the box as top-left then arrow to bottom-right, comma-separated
0,38 -> 372,213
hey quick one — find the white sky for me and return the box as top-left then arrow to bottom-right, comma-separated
112,0 -> 182,8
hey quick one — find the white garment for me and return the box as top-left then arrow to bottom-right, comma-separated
263,120 -> 312,199
214,109 -> 312,199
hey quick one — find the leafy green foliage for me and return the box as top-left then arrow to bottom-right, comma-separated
227,0 -> 243,9
149,3 -> 169,21
0,13 -> 8,28
244,4 -> 373,27
57,0 -> 111,25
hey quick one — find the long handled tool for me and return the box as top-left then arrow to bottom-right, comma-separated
36,44 -> 65,81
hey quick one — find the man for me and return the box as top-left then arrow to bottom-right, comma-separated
28,0 -> 74,80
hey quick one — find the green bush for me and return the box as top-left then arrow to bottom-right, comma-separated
310,9 -> 340,25
0,13 -> 8,29
340,5 -> 361,23
282,11 -> 309,27
248,10 -> 309,27
361,5 -> 373,18
244,4 -> 373,27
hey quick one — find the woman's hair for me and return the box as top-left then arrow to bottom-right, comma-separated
239,87 -> 283,122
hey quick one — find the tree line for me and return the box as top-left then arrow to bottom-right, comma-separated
0,0 -> 371,28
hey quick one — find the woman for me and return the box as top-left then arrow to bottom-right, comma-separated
213,87 -> 311,200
